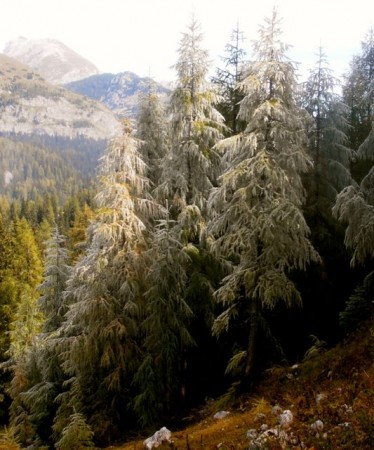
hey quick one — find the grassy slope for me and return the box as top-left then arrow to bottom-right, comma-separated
111,319 -> 373,450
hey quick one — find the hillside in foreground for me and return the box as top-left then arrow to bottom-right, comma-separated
111,319 -> 373,450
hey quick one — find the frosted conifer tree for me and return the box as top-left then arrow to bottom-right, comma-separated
155,17 -> 225,215
58,121 -> 161,440
136,79 -> 170,186
134,19 -> 225,423
334,30 -> 374,266
209,9 -> 319,377
333,125 -> 374,329
38,225 -> 71,332
212,23 -> 248,134
133,213 -> 194,425
333,124 -> 374,266
343,29 -> 374,149
302,47 -> 354,206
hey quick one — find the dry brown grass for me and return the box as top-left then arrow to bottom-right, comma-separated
109,320 -> 373,450
109,412 -> 254,450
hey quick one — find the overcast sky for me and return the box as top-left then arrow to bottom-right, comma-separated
0,0 -> 373,82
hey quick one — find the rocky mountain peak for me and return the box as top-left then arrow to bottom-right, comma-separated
3,37 -> 100,84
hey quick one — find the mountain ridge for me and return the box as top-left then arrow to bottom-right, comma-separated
65,71 -> 171,118
3,37 -> 171,119
0,53 -> 120,140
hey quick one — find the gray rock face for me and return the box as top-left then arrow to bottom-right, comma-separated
0,54 -> 120,140
213,410 -> 230,420
143,427 -> 172,449
65,71 -> 171,118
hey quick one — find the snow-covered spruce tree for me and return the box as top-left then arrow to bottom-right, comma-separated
333,123 -> 374,267
136,79 -> 170,186
302,47 -> 354,208
133,214 -> 194,426
56,121 -> 161,443
333,124 -> 374,328
212,23 -> 248,135
297,48 -> 356,341
134,18 -> 226,424
209,9 -> 319,379
343,28 -> 374,150
155,17 -> 225,215
38,225 -> 71,332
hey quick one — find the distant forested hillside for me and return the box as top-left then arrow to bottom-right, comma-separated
0,132 -> 106,179
0,135 -> 103,203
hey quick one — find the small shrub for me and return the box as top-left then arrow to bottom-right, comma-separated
0,426 -> 21,450
55,412 -> 96,449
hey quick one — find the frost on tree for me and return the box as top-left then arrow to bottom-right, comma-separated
333,123 -> 374,266
301,47 -> 353,206
136,79 -> 170,186
155,17 -> 226,216
209,9 -> 319,377
38,225 -> 71,333
342,28 -> 374,150
133,19 -> 225,424
58,120 -> 161,439
212,23 -> 248,135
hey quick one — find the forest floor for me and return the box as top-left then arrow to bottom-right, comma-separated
109,319 -> 373,450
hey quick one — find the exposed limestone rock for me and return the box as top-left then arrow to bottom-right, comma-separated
213,411 -> 230,420
143,427 -> 172,450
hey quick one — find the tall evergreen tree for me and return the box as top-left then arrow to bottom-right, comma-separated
133,215 -> 194,425
38,225 -> 71,332
134,18 -> 226,424
209,9 -> 319,379
212,23 -> 248,135
5,218 -> 44,360
333,124 -> 374,266
58,121 -> 160,442
155,17 -> 226,214
0,214 -> 16,426
67,203 -> 95,262
297,48 -> 355,344
12,226 -> 73,446
136,79 -> 170,186
10,218 -> 43,298
0,215 -> 15,361
343,28 -> 374,150
302,47 -> 353,207
333,124 -> 374,329
335,35 -> 374,268
4,218 -> 44,444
